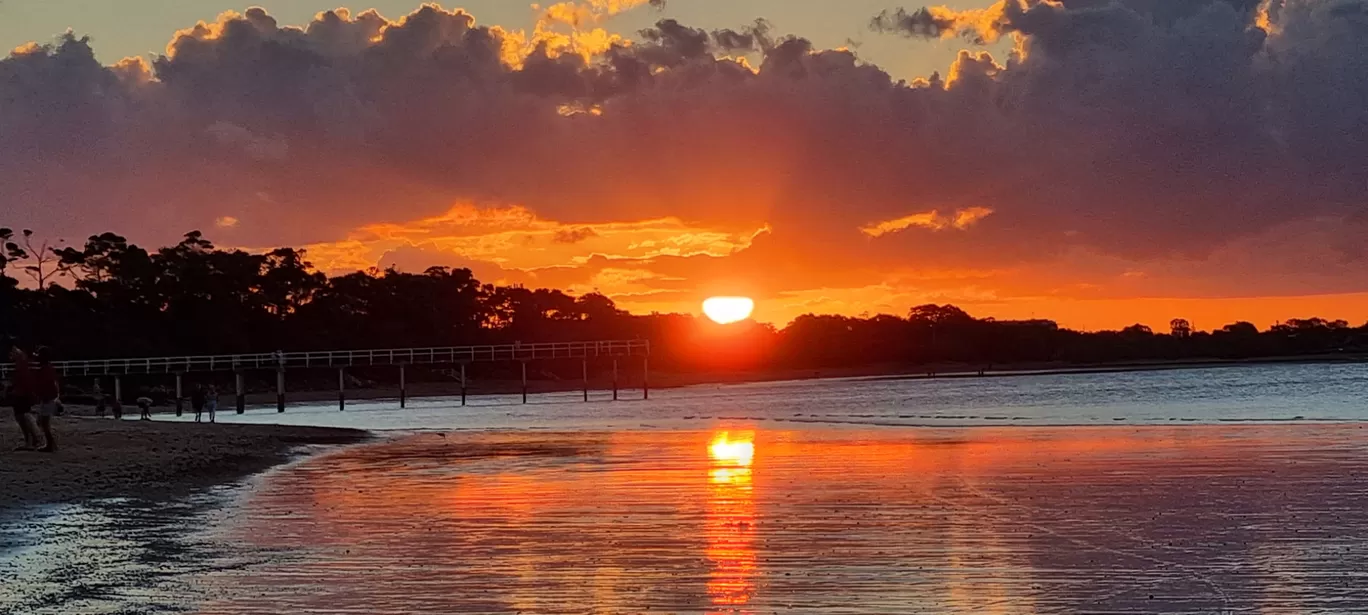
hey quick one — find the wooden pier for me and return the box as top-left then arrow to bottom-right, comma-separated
0,340 -> 650,413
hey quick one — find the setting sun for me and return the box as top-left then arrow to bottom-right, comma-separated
703,297 -> 755,324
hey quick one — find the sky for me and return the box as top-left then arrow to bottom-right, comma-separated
3,0 -> 1368,332
0,0 -> 989,78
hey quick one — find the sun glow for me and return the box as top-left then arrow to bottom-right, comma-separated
709,431 -> 755,467
702,296 -> 755,324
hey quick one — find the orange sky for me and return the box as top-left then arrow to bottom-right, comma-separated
7,2 -> 1368,333
286,203 -> 1368,332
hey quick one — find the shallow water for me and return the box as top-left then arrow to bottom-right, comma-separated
0,487 -> 254,614
196,426 -> 1368,614
9,364 -> 1368,614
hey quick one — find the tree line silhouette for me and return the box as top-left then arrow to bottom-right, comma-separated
2,229 -> 1366,375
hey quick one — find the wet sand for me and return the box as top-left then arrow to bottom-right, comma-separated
166,424 -> 1368,614
0,417 -> 369,511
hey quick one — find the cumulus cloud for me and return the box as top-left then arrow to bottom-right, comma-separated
871,7 -> 968,40
711,19 -> 773,54
4,0 -> 1368,323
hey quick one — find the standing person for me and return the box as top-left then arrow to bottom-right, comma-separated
31,348 -> 59,453
191,384 -> 206,423
206,384 -> 219,423
7,348 -> 38,450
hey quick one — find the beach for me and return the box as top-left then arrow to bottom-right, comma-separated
7,365 -> 1368,613
0,418 -> 368,512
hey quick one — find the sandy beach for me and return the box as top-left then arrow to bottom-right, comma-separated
0,417 -> 369,512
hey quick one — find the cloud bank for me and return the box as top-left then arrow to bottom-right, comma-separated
3,0 -> 1368,327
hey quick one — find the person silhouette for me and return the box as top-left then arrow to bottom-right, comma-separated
7,347 -> 38,450
191,384 -> 207,423
206,384 -> 219,423
31,348 -> 60,453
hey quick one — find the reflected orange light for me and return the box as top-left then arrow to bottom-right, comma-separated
710,467 -> 750,484
710,432 -> 755,467
706,431 -> 757,611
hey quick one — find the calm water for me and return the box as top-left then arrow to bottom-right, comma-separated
6,363 -> 1368,614
201,362 -> 1368,430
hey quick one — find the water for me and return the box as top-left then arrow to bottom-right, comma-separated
190,362 -> 1368,430
8,363 -> 1368,614
0,487 -> 257,614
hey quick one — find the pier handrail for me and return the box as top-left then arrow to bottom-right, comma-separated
0,339 -> 650,377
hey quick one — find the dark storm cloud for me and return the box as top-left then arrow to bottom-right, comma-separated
2,0 -> 1368,299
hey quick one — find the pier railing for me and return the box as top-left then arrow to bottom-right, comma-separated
0,340 -> 649,377
1,339 -> 650,413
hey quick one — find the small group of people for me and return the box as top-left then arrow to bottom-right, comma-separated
7,346 -> 60,453
129,384 -> 218,422
191,384 -> 219,423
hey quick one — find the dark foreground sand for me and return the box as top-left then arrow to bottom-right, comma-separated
0,417 -> 369,511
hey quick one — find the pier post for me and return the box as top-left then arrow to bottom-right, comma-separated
338,367 -> 346,411
612,358 -> 618,401
174,373 -> 184,417
399,364 -> 406,408
276,368 -> 286,413
521,361 -> 528,404
643,356 -> 649,401
582,358 -> 589,402
460,363 -> 467,406
234,371 -> 245,414
113,376 -> 123,419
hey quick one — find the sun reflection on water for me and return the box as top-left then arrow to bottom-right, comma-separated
710,432 -> 756,467
706,431 -> 757,612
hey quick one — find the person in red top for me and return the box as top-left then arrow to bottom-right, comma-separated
31,347 -> 59,453
8,347 -> 38,450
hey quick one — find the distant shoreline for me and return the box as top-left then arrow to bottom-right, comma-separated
104,351 -> 1365,410
647,352 -> 1368,389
